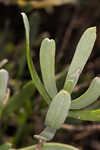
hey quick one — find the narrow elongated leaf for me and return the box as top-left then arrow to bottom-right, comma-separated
21,13 -> 51,104
40,38 -> 57,98
45,90 -> 71,129
69,109 -> 100,121
71,77 -> 100,109
18,142 -> 79,150
2,81 -> 35,114
0,69 -> 8,106
64,27 -> 96,92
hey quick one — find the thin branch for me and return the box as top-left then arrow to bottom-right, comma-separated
62,123 -> 100,131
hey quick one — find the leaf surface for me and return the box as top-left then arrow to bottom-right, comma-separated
71,77 -> 100,109
21,13 -> 50,104
64,27 -> 96,92
45,90 -> 71,129
40,38 -> 57,98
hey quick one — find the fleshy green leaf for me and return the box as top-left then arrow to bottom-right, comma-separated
21,12 -> 51,104
69,109 -> 100,121
45,90 -> 71,129
0,69 -> 8,106
18,143 -> 79,150
71,77 -> 100,109
2,81 -> 35,114
40,38 -> 57,98
64,27 -> 96,92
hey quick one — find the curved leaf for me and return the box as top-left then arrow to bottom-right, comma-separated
40,38 -> 57,98
71,77 -> 100,109
21,13 -> 51,104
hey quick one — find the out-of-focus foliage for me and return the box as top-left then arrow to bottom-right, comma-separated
2,0 -> 77,8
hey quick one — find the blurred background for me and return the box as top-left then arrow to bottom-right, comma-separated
0,0 -> 100,149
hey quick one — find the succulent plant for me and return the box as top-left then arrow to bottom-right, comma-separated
20,13 -> 100,150
1,12 -> 99,150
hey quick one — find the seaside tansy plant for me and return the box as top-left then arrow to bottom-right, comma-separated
20,12 -> 100,150
0,12 -> 100,150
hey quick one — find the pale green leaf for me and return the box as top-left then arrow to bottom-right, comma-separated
21,12 -> 51,104
45,90 -> 71,129
71,77 -> 100,109
40,38 -> 57,98
64,27 -> 96,92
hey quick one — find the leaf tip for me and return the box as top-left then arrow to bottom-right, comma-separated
86,26 -> 96,39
